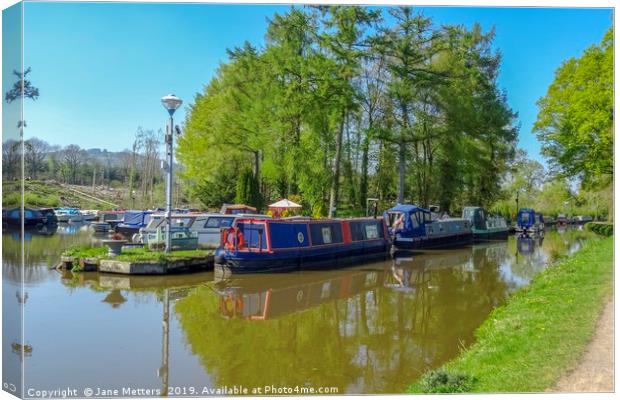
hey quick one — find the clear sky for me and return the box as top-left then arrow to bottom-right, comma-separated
4,2 -> 613,164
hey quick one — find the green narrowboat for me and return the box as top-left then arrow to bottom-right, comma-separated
462,206 -> 509,241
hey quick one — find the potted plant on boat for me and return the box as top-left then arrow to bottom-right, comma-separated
102,232 -> 127,257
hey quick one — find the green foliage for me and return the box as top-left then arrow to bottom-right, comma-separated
191,169 -> 237,210
409,236 -> 613,393
114,247 -> 212,263
177,6 -> 518,216
534,27 -> 613,185
585,222 -> 613,237
235,168 -> 263,210
63,245 -> 108,259
418,370 -> 476,393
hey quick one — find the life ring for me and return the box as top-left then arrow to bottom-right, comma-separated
223,227 -> 245,250
236,229 -> 245,249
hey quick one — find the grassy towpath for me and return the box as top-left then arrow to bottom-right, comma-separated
409,235 -> 613,393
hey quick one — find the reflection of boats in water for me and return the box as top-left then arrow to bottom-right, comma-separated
4,224 -> 59,241
517,234 -> 544,256
214,268 -> 386,319
56,222 -> 90,235
213,245 -> 490,320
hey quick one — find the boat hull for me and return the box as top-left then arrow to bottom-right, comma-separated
472,229 -> 509,241
392,232 -> 473,251
215,241 -> 390,274
115,225 -> 141,237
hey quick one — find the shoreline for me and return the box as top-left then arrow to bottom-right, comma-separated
408,235 -> 614,393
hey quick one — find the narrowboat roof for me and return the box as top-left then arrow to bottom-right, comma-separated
386,204 -> 430,213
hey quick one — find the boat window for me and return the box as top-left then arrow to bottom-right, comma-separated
172,217 -> 193,227
204,217 -> 234,229
322,227 -> 332,244
365,223 -> 379,239
103,213 -> 120,222
238,223 -> 268,250
145,217 -> 164,229
350,222 -> 366,241
350,220 -> 384,241
24,210 -> 35,219
310,223 -> 343,245
411,213 -> 419,229
388,212 -> 405,229
10,210 -> 20,218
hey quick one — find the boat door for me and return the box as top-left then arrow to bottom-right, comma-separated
409,210 -> 428,237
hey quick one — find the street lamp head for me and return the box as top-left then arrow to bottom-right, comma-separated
161,94 -> 183,116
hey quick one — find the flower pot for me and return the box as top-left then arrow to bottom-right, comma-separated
102,239 -> 127,256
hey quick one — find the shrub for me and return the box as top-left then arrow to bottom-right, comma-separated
585,222 -> 613,236
418,370 -> 477,393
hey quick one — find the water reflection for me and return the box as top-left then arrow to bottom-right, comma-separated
3,228 -> 595,395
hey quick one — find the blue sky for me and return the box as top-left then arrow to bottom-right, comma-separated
4,2 -> 613,164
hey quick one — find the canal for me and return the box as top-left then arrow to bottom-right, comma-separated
3,224 -> 593,395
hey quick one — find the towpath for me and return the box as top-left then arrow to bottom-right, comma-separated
553,299 -> 614,392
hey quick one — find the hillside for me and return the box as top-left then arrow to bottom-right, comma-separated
2,180 -> 128,209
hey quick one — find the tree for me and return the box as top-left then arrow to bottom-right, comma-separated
24,138 -> 50,179
372,7 -> 447,205
318,5 -> 380,217
59,145 -> 87,184
178,6 -> 518,215
2,139 -> 21,180
534,27 -> 613,185
5,67 -> 39,104
235,168 -> 263,209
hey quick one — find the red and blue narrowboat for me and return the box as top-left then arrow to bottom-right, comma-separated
213,217 -> 391,274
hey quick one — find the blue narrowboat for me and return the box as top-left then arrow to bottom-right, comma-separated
115,210 -> 154,237
2,208 -> 45,228
214,217 -> 390,274
384,204 -> 472,250
515,208 -> 543,233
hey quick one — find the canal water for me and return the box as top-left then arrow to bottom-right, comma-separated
3,225 -> 593,395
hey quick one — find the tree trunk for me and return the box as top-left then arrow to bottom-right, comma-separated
253,150 -> 260,183
359,135 -> 370,209
328,110 -> 346,218
397,139 -> 406,204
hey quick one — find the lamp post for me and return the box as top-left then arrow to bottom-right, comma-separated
161,94 -> 183,253
515,191 -> 519,223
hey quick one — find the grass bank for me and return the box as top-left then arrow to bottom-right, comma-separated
409,235 -> 613,393
63,245 -> 212,263
115,247 -> 212,263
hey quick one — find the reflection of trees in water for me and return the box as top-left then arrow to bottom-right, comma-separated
504,229 -> 591,286
2,229 -> 92,283
174,248 -> 511,393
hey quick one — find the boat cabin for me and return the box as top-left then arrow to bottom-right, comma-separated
516,208 -> 536,231
220,204 -> 258,215
215,217 -> 390,273
384,204 -> 472,249
134,213 -> 271,249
